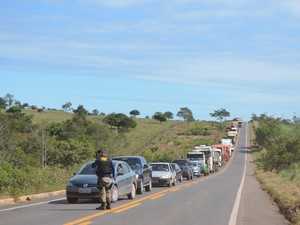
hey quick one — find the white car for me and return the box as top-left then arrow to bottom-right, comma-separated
150,162 -> 176,187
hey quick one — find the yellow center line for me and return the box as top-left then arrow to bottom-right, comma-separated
149,194 -> 165,200
113,203 -> 141,213
170,188 -> 181,192
78,222 -> 92,225
64,210 -> 111,225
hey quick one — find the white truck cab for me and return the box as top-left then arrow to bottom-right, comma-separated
193,145 -> 216,173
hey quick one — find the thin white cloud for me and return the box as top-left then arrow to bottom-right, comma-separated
279,0 -> 300,16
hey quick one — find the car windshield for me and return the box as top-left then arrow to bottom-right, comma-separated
187,153 -> 204,160
174,161 -> 187,166
151,164 -> 169,171
192,162 -> 198,166
79,163 -> 97,174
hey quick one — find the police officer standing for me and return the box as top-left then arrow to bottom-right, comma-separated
92,148 -> 116,210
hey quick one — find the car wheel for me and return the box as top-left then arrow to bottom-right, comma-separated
67,197 -> 78,203
179,175 -> 183,182
145,179 -> 152,192
111,185 -> 119,203
137,180 -> 144,194
127,183 -> 136,199
167,180 -> 172,187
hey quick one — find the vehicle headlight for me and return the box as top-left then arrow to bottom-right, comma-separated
67,181 -> 75,187
135,174 -> 139,180
160,175 -> 167,179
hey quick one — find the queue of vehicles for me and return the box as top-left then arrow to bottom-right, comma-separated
66,118 -> 242,204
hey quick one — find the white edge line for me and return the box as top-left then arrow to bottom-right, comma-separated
228,124 -> 248,225
0,197 -> 66,212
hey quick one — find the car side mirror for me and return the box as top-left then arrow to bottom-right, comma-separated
143,164 -> 149,169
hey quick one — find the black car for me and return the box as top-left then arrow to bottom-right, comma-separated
171,163 -> 183,182
172,158 -> 194,180
113,156 -> 152,194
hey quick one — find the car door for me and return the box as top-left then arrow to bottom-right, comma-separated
116,162 -> 127,195
141,157 -> 151,184
120,162 -> 132,195
169,163 -> 176,180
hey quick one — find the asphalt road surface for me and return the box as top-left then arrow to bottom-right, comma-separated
0,122 -> 291,225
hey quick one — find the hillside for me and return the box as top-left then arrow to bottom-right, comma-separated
22,109 -> 227,158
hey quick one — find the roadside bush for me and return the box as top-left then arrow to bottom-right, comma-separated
254,116 -> 300,171
139,148 -> 174,163
184,124 -> 211,136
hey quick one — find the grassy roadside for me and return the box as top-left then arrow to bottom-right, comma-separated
249,123 -> 300,225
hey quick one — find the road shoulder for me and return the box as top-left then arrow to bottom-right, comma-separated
0,190 -> 65,207
237,152 -> 290,225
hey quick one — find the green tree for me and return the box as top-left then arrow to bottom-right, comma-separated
0,97 -> 6,109
103,113 -> 137,131
129,109 -> 140,118
163,111 -> 174,120
22,103 -> 29,109
152,112 -> 167,124
60,115 -> 90,139
14,101 -> 22,109
177,107 -> 195,121
92,109 -> 99,115
73,105 -> 88,117
209,108 -> 230,122
103,113 -> 121,128
62,102 -> 72,112
4,93 -> 14,108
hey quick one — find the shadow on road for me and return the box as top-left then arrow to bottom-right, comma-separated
238,144 -> 259,154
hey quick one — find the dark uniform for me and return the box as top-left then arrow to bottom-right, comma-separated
91,149 -> 115,210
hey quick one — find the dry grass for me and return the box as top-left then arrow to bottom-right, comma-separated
255,170 -> 300,225
124,118 -> 183,154
23,109 -> 73,124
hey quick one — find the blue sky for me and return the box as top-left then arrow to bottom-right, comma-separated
1,0 -> 300,121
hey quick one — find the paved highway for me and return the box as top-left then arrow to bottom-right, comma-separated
0,123 -> 290,225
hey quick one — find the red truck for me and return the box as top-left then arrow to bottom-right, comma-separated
211,144 -> 229,162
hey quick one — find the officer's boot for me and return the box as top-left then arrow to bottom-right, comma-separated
96,203 -> 106,210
